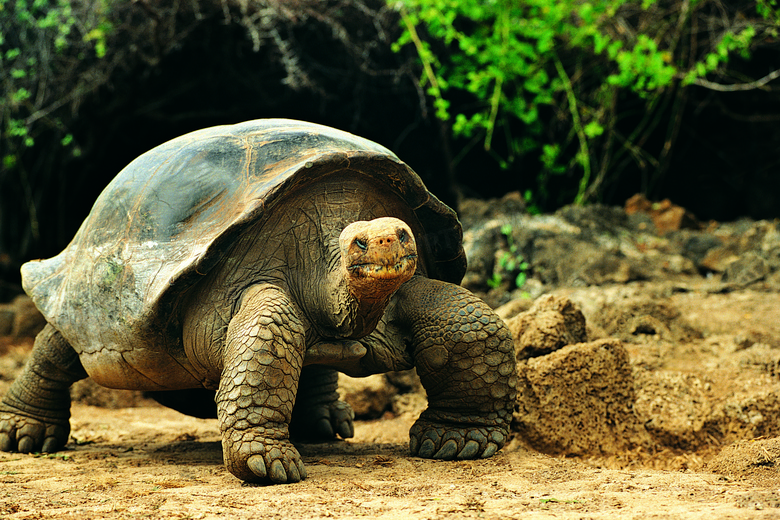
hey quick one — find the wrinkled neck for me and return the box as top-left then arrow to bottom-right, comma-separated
294,261 -> 392,341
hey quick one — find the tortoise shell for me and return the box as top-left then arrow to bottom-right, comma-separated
21,119 -> 466,356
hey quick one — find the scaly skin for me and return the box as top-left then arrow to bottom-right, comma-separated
395,276 -> 518,460
218,284 -> 307,484
0,325 -> 87,453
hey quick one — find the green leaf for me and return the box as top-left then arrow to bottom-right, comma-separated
487,273 -> 502,289
3,155 -> 17,169
584,121 -> 604,138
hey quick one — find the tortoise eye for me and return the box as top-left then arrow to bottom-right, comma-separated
397,229 -> 409,243
354,237 -> 368,251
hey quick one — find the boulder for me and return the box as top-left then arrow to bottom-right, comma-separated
513,338 -> 651,456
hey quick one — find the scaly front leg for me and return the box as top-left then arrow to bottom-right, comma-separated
396,276 -> 517,460
218,284 -> 307,484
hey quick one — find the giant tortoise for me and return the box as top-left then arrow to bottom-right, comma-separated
0,119 -> 517,484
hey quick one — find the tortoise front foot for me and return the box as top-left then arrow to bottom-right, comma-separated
217,284 -> 308,484
0,408 -> 70,454
222,431 -> 307,484
292,399 -> 354,441
409,412 -> 508,460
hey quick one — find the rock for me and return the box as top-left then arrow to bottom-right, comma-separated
494,298 -> 534,321
633,370 -> 711,450
384,368 -> 423,394
532,236 -> 643,286
513,338 -> 652,456
391,392 -> 427,418
734,331 -> 761,350
705,391 -> 780,445
767,270 -> 780,291
556,203 -> 631,236
660,254 -> 698,276
698,245 -> 740,273
506,294 -> 588,360
678,232 -> 723,267
458,192 -> 527,231
733,330 -> 779,351
461,221 -> 502,292
722,251 -> 770,286
72,379 -> 150,408
624,194 -> 700,234
594,296 -> 702,343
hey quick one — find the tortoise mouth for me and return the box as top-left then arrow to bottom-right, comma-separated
347,253 -> 418,279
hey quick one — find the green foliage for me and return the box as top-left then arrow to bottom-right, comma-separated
1,0 -> 112,165
0,0 -> 118,265
487,224 -> 529,290
390,0 -> 780,207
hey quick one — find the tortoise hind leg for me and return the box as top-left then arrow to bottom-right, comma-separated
290,366 -> 354,440
395,276 -> 518,460
0,324 -> 87,453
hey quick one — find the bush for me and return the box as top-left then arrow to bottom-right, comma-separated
389,0 -> 780,208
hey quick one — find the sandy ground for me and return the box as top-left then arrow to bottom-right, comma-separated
1,404 -> 776,520
2,281 -> 780,519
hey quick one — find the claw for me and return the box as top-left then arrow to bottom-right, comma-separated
0,432 -> 12,452
286,460 -> 301,483
418,438 -> 437,458
290,399 -> 355,441
433,439 -> 458,460
337,418 -> 354,439
18,436 -> 35,453
410,417 -> 508,461
409,434 -> 420,456
481,442 -> 498,458
247,455 -> 267,479
269,459 -> 288,483
458,440 -> 480,459
331,401 -> 355,439
41,436 -> 60,453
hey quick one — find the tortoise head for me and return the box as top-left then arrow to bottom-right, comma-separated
339,217 -> 418,302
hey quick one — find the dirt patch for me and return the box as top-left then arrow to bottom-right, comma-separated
1,404 -> 779,519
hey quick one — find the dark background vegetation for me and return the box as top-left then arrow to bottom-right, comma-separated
1,0 -> 779,297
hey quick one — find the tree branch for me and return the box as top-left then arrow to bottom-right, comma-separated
690,68 -> 780,91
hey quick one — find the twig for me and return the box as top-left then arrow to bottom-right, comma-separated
485,1 -> 509,152
553,52 -> 591,205
690,68 -> 780,91
397,6 -> 446,116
